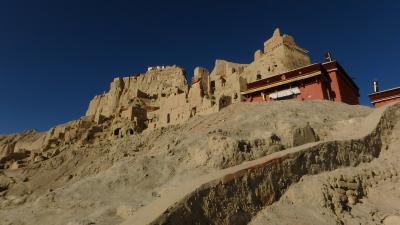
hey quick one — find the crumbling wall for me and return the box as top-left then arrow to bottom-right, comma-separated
86,66 -> 188,118
192,67 -> 210,96
207,60 -> 247,107
157,93 -> 190,126
83,29 -> 315,132
241,28 -> 311,83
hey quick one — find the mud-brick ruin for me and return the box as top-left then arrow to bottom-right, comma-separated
85,28 -> 359,136
2,27 -> 400,225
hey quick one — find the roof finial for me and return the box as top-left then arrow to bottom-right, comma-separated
373,80 -> 379,93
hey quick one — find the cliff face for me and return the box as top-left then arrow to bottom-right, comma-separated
86,66 -> 188,117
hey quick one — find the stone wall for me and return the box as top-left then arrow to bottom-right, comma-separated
83,28 -> 315,132
240,28 -> 311,83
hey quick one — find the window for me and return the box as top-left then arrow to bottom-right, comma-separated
221,77 -> 226,87
256,74 -> 262,80
191,107 -> 196,117
210,81 -> 216,94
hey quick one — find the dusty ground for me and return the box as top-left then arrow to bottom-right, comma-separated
249,111 -> 400,225
1,100 -> 390,225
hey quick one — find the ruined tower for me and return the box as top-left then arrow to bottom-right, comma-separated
242,28 -> 311,82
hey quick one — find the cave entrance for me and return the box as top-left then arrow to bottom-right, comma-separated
113,128 -> 120,136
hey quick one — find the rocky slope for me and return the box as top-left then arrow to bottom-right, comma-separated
250,105 -> 400,225
122,103 -> 399,225
0,100 -> 375,225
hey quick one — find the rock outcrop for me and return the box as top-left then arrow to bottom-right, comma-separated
86,65 -> 188,118
120,103 -> 399,225
0,100 -> 374,225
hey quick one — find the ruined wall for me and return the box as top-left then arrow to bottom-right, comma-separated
241,28 -> 311,83
208,60 -> 248,106
83,28 -> 319,132
209,60 -> 247,80
146,60 -> 249,130
192,67 -> 210,95
86,66 -> 188,118
188,82 -> 203,107
158,93 -> 191,126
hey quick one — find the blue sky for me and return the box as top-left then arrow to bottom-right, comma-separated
1,0 -> 399,134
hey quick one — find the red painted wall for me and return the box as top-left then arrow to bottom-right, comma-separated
373,97 -> 400,108
369,87 -> 400,108
328,70 -> 359,105
327,71 -> 340,102
246,95 -> 264,102
244,62 -> 360,105
245,78 -> 329,103
297,79 -> 327,101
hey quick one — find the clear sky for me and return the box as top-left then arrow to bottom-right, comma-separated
1,0 -> 399,134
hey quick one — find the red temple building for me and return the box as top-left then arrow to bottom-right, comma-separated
368,84 -> 400,108
241,61 -> 359,105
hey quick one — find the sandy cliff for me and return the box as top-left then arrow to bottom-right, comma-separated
3,100 -> 396,225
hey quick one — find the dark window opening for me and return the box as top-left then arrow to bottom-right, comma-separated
219,95 -> 232,108
167,113 -> 170,123
210,81 -> 215,94
113,128 -> 120,136
128,129 -> 134,135
191,107 -> 196,117
256,74 -> 262,80
221,78 -> 226,87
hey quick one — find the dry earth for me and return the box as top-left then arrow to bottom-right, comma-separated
250,108 -> 400,225
2,100 -> 399,225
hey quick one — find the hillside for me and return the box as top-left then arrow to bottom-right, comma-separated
0,100 -> 385,225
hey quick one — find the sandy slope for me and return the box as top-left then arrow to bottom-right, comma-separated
119,103 -> 399,225
0,100 -> 374,225
250,111 -> 400,225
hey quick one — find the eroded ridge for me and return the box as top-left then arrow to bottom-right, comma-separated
122,103 -> 399,225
